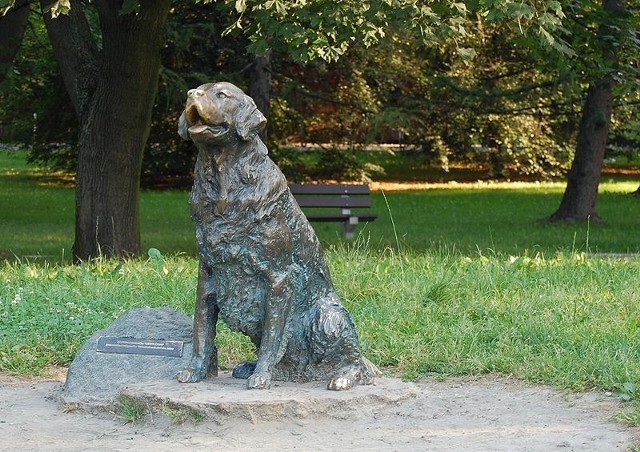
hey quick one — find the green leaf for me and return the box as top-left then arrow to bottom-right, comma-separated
452,3 -> 467,14
147,248 -> 164,272
235,0 -> 246,14
457,47 -> 477,63
48,0 -> 71,18
247,39 -> 271,56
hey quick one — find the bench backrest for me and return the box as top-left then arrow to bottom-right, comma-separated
288,184 -> 372,208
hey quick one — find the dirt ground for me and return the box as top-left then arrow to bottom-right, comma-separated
0,369 -> 638,452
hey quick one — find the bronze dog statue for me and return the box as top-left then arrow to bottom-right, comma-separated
176,82 -> 380,390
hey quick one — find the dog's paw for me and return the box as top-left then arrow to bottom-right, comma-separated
327,376 -> 354,391
246,371 -> 272,390
177,363 -> 211,383
177,367 -> 203,383
327,365 -> 362,391
177,354 -> 217,383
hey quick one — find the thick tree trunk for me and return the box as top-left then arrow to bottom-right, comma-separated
248,51 -> 272,142
0,0 -> 30,83
547,0 -> 624,223
43,0 -> 172,260
547,79 -> 613,222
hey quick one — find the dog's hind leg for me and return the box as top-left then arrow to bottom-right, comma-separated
178,264 -> 219,383
310,292 -> 381,390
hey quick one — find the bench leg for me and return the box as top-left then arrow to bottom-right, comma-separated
342,216 -> 359,240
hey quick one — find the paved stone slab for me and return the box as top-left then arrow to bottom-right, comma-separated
120,372 -> 419,423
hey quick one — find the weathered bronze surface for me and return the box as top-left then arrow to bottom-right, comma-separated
176,82 -> 380,390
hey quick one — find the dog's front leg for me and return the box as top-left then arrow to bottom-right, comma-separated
178,264 -> 219,383
247,270 -> 293,389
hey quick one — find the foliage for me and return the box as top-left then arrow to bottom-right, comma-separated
220,0 -> 392,62
219,0 -> 573,63
0,9 -> 76,156
270,145 -> 386,182
562,0 -> 640,87
0,3 -> 252,181
608,88 -> 640,161
312,146 -> 384,182
1,0 -> 639,183
141,2 -> 251,184
270,27 -> 580,179
219,0 -> 585,179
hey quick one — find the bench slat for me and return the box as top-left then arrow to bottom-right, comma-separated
294,196 -> 372,208
287,183 -> 377,239
289,183 -> 370,195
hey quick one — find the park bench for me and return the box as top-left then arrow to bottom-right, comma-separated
289,183 -> 378,239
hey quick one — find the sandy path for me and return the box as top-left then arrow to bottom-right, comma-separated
0,372 -> 637,451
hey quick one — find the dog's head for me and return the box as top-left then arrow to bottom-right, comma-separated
178,82 -> 267,144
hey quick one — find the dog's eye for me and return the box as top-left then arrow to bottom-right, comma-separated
216,91 -> 230,99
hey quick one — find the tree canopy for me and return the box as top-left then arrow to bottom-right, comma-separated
0,0 -> 639,259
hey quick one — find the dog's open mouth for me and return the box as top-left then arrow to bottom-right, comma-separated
185,104 -> 228,138
189,123 -> 228,137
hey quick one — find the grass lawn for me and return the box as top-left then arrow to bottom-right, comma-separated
2,251 -> 640,423
1,147 -> 640,423
1,149 -> 639,260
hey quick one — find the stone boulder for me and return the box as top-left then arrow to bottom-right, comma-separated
63,307 -> 193,405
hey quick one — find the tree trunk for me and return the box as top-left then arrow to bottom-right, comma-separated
547,0 -> 624,223
0,0 -> 30,83
547,79 -> 613,222
42,0 -> 172,260
248,51 -> 272,142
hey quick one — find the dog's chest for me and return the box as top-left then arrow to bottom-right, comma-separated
190,183 -> 279,250
190,155 -> 285,220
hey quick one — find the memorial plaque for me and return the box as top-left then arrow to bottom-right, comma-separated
97,336 -> 184,357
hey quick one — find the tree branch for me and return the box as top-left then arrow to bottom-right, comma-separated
0,0 -> 29,83
40,0 -> 99,121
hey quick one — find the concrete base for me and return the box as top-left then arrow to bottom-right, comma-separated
119,372 -> 418,423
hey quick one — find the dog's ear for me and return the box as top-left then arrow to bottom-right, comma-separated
236,96 -> 267,141
178,111 -> 191,141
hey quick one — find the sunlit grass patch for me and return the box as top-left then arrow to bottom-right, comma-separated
2,148 -> 640,260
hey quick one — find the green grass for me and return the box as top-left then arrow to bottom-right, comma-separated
1,249 -> 639,403
335,247 -> 640,393
0,254 -> 253,374
1,149 -> 639,260
2,148 -> 640,420
115,394 -> 149,423
373,181 -> 640,255
0,151 -> 74,260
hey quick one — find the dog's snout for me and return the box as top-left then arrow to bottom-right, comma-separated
188,89 -> 206,98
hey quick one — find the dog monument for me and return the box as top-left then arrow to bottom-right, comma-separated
176,82 -> 380,390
